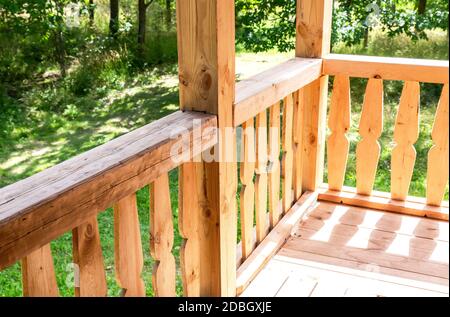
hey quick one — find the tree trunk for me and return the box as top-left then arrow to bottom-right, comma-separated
138,0 -> 147,46
109,0 -> 119,36
89,0 -> 95,26
417,0 -> 427,15
54,2 -> 66,77
363,28 -> 369,48
165,0 -> 171,31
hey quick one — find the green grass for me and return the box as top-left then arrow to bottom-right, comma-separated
0,30 -> 449,297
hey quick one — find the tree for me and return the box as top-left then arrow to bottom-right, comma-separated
417,0 -> 427,14
138,0 -> 155,54
165,0 -> 172,31
0,0 -> 86,77
110,0 -> 119,36
235,0 -> 449,52
88,0 -> 95,26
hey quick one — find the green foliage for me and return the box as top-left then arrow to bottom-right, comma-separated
235,0 -> 449,52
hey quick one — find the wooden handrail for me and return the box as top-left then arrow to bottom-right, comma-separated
323,54 -> 449,83
233,58 -> 322,127
0,111 -> 217,270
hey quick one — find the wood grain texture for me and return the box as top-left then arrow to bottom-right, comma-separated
236,191 -> 318,295
269,102 -> 282,228
296,0 -> 333,58
293,89 -> 304,201
179,159 -> 202,297
240,119 -> 256,259
0,111 -> 217,270
21,244 -> 59,297
356,78 -> 384,195
323,54 -> 449,84
177,0 -> 237,297
427,84 -> 449,206
282,94 -> 294,213
327,75 -> 351,191
305,201 -> 449,242
72,217 -> 107,297
234,58 -> 322,126
319,184 -> 449,221
301,77 -> 329,191
150,173 -> 176,297
255,111 -> 269,244
114,194 -> 145,297
391,81 -> 420,201
296,0 -> 331,192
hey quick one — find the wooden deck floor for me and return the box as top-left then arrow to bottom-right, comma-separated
241,201 -> 449,297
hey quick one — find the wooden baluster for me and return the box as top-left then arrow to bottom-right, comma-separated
282,94 -> 294,213
21,244 -> 59,297
427,84 -> 449,206
73,217 -> 107,297
255,110 -> 268,243
240,119 -> 256,258
356,78 -> 384,195
114,194 -> 145,297
179,159 -> 201,297
268,102 -> 281,228
150,173 -> 176,297
293,89 -> 304,201
391,81 -> 420,200
327,75 -> 351,191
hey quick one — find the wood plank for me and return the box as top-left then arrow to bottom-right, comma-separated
427,84 -> 449,206
318,184 -> 449,221
327,75 -> 351,191
295,0 -> 333,58
114,194 -> 145,297
255,111 -> 269,243
236,191 -> 318,295
240,263 -> 290,297
323,54 -> 449,84
0,111 -> 217,270
391,81 -> 420,200
301,77 -> 329,191
150,173 -> 176,297
21,244 -> 59,297
275,272 -> 318,297
234,58 -> 322,127
306,201 -> 449,242
283,235 -> 448,279
356,79 -> 384,195
179,159 -> 202,297
268,102 -> 281,228
282,94 -> 294,213
240,119 -> 256,259
293,224 -> 449,265
275,252 -> 449,291
72,217 -> 107,297
293,89 -> 304,201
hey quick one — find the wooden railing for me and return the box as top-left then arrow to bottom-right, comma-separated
320,54 -> 449,220
231,58 -> 324,293
231,54 -> 449,294
0,0 -> 448,298
0,111 -> 217,296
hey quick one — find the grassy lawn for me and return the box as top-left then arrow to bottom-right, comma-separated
0,30 -> 448,296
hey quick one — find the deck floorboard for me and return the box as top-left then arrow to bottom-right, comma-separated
241,201 -> 449,297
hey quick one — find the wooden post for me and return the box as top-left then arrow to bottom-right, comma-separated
296,0 -> 333,191
176,0 -> 237,297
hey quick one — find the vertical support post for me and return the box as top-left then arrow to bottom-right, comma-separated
296,0 -> 333,191
177,0 -> 237,297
